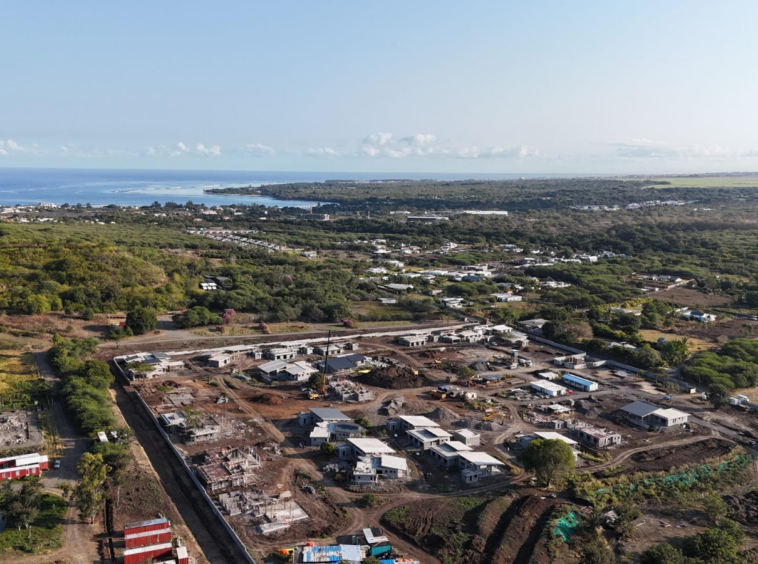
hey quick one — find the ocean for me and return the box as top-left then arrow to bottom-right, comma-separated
0,168 -> 570,207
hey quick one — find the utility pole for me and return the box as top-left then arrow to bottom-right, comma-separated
320,331 -> 332,395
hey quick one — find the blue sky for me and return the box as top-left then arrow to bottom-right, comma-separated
2,1 -> 758,174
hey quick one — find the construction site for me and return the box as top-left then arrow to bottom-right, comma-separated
110,322 -> 758,563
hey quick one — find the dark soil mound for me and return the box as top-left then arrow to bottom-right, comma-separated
725,490 -> 758,525
359,366 -> 431,389
250,393 -> 283,405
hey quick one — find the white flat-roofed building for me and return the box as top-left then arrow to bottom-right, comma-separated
621,401 -> 689,429
648,408 -> 689,428
407,428 -> 452,450
345,438 -> 396,459
352,455 -> 409,484
429,441 -> 473,466
386,415 -> 440,433
396,334 -> 429,347
453,429 -> 480,447
530,380 -> 568,397
458,452 -> 506,483
574,426 -> 622,448
519,432 -> 579,458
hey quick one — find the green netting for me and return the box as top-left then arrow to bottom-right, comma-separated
554,510 -> 582,543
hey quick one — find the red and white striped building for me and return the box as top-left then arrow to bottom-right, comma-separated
122,518 -> 189,564
0,453 -> 49,482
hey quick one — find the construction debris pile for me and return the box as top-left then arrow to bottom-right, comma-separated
358,365 -> 430,389
219,489 -> 309,535
0,412 -> 41,449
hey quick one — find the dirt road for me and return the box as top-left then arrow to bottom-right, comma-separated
30,352 -> 104,564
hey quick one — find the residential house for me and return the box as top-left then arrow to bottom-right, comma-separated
458,452 -> 505,483
428,441 -> 473,467
407,427 -> 452,450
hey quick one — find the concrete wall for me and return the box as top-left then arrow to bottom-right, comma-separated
112,362 -> 257,564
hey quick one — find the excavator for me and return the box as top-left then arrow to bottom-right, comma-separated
481,412 -> 507,423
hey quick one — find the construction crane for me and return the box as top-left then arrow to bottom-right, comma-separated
317,330 -> 332,396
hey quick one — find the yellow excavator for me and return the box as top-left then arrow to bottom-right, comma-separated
481,412 -> 507,423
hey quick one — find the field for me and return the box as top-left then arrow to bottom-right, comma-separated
655,287 -> 732,308
638,329 -> 712,352
0,352 -> 37,394
0,352 -> 50,410
643,175 -> 758,188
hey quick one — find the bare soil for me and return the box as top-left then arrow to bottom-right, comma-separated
358,365 -> 432,389
656,287 -> 732,308
629,438 -> 733,471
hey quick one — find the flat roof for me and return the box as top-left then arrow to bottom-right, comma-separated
538,371 -> 560,379
533,432 -> 578,446
453,429 -> 479,439
397,415 -> 439,428
458,452 -> 505,466
653,408 -> 689,420
577,426 -> 620,439
378,455 -> 408,471
530,380 -> 568,393
431,441 -> 473,454
348,438 -> 396,454
408,428 -> 452,440
258,359 -> 289,372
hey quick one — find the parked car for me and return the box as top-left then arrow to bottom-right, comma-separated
54,459 -> 61,469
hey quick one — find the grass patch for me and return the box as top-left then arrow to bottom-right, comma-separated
0,493 -> 67,554
0,352 -> 50,409
638,329 -> 712,352
383,505 -> 409,524
642,175 -> 758,189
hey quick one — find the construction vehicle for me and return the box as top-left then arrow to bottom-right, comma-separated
445,375 -> 458,383
430,390 -> 447,400
481,412 -> 507,423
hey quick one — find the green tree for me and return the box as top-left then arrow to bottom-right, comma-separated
661,338 -> 691,366
580,538 -> 615,564
682,519 -> 745,564
521,438 -> 575,487
641,543 -> 686,564
708,383 -> 731,409
73,452 -> 110,524
4,476 -> 43,537
125,306 -> 157,335
702,494 -> 728,521
320,441 -> 336,456
614,502 -> 642,538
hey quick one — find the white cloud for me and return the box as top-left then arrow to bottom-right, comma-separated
145,142 -> 221,157
304,147 -> 341,157
0,139 -> 40,156
364,132 -> 394,146
357,132 -> 538,160
195,143 -> 221,156
605,138 -> 746,160
245,143 -> 275,156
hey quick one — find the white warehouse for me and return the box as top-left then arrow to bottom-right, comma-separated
530,380 -> 568,397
